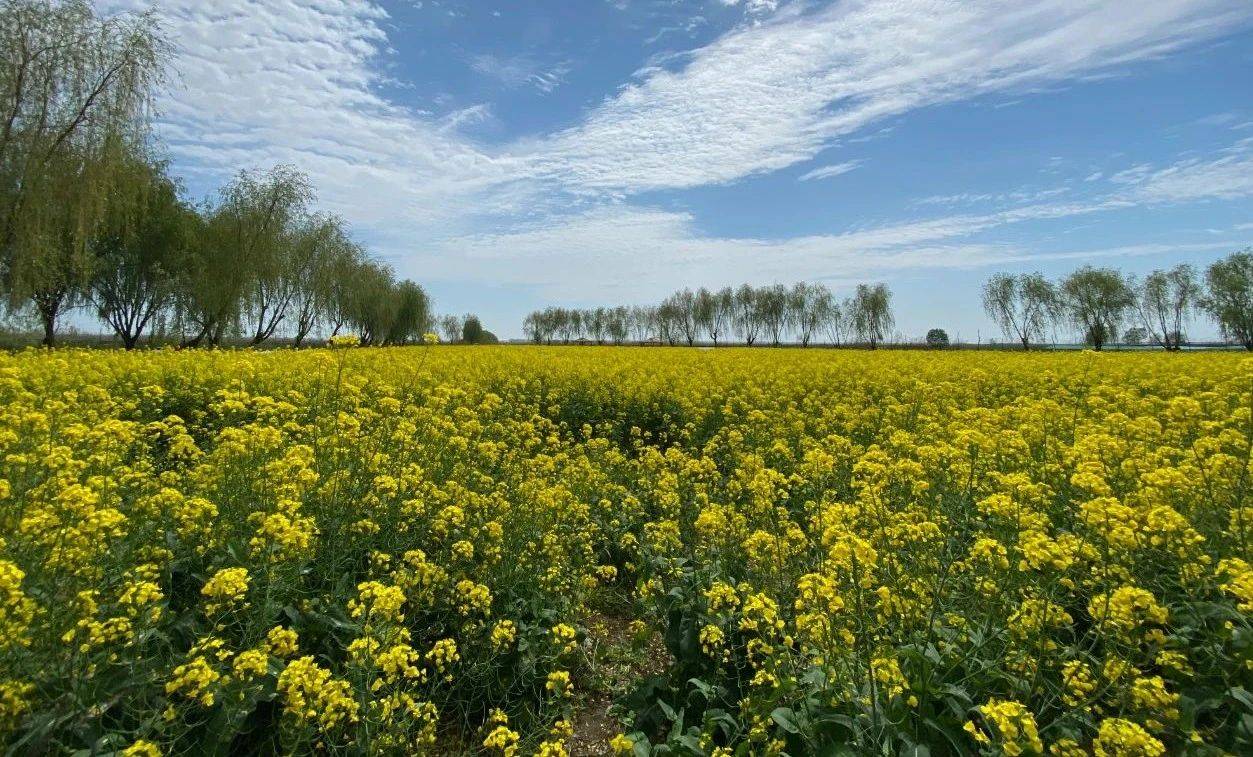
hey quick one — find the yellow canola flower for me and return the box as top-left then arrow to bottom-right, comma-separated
483,724 -> 520,755
0,561 -> 37,648
1088,586 -> 1168,641
0,344 -> 1248,754
974,699 -> 1043,756
121,741 -> 162,757
276,656 -> 359,732
201,568 -> 249,615
1093,717 -> 1166,757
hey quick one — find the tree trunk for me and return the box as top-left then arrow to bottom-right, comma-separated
180,328 -> 205,349
35,297 -> 59,347
208,321 -> 227,348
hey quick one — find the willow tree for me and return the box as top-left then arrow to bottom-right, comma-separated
287,215 -> 359,347
1134,264 -> 1198,351
1059,266 -> 1134,350
982,272 -> 1057,350
0,1 -> 167,343
792,281 -> 834,347
694,287 -> 732,346
384,279 -> 431,345
345,259 -> 397,346
439,313 -> 463,344
756,284 -> 790,346
237,166 -> 313,345
851,283 -> 893,348
662,288 -> 698,346
732,284 -> 760,346
1203,250 -> 1253,350
629,305 -> 655,344
825,299 -> 847,346
6,142 -> 104,343
88,151 -> 193,348
178,165 -> 312,347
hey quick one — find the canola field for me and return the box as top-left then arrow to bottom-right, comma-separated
1,346 -> 1251,756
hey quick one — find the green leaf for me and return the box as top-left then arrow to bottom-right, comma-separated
1230,687 -> 1253,712
658,698 -> 679,723
771,707 -> 801,734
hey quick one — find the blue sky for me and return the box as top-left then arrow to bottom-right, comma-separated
103,0 -> 1253,341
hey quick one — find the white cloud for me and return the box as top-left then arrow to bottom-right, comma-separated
99,0 -> 525,235
644,15 -> 708,46
1195,112 -> 1240,126
720,0 -> 782,16
425,206 -> 1003,300
469,53 -> 570,93
424,197 -> 1145,300
798,160 -> 862,181
529,0 -> 1253,194
915,187 -> 1070,207
1120,140 -> 1253,203
440,104 -> 494,131
109,0 -> 1253,215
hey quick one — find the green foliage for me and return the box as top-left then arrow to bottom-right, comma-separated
462,314 -> 485,344
851,282 -> 893,347
89,151 -> 194,348
1060,266 -> 1135,351
982,272 -> 1057,350
1135,264 -> 1199,351
0,0 -> 168,344
1203,250 -> 1252,350
925,328 -> 949,348
1122,326 -> 1149,346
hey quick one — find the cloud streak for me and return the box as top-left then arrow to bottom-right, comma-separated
470,53 -> 571,93
530,0 -> 1253,194
109,0 -> 1253,219
422,197 -> 1151,300
799,160 -> 863,181
100,0 -> 523,234
1119,139 -> 1253,203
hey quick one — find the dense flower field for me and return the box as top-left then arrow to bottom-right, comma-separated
0,346 -> 1250,756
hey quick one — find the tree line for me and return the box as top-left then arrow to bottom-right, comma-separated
523,251 -> 1251,350
983,253 -> 1252,351
0,0 -> 436,348
523,282 -> 896,347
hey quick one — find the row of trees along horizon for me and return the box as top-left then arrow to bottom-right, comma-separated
0,1 -> 452,348
522,254 -> 1253,350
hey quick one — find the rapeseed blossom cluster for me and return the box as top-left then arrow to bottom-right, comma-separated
0,347 -> 1249,754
